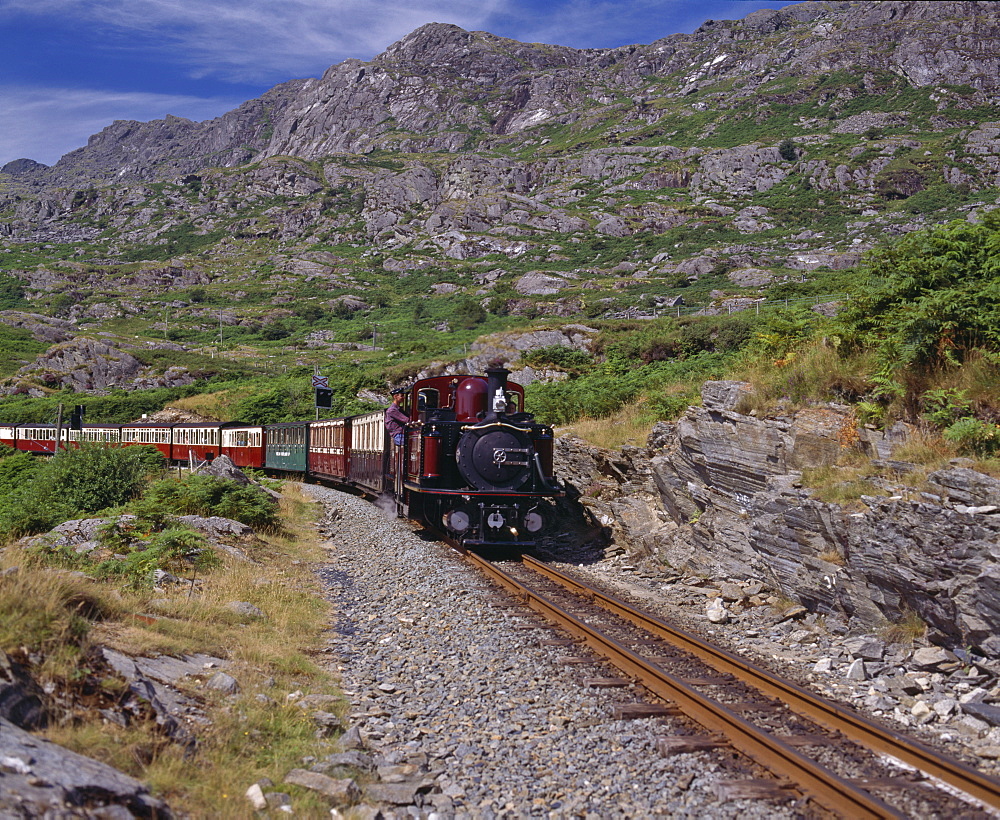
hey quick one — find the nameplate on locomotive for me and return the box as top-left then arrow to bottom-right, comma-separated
492,447 -> 530,466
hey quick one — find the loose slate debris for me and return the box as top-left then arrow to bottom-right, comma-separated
283,769 -> 360,805
101,649 -> 207,752
0,717 -> 171,818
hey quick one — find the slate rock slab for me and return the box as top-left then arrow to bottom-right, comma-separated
0,717 -> 170,818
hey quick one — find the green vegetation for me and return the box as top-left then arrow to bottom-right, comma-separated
120,222 -> 227,262
0,324 -> 48,376
0,274 -> 29,309
0,444 -> 166,539
838,213 -> 1000,374
0,480 -> 343,818
134,474 -> 280,530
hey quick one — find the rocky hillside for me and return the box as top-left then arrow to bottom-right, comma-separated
1,1 -> 1000,393
7,2 -> 1000,184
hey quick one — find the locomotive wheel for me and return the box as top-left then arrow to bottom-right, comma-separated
456,425 -> 532,491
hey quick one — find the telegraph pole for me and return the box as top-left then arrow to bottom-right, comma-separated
54,403 -> 64,453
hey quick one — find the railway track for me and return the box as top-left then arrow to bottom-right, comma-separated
464,550 -> 1000,818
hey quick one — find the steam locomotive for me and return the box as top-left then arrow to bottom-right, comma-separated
0,368 -> 562,549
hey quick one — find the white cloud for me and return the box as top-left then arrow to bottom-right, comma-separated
0,86 -> 244,166
2,0 -> 511,82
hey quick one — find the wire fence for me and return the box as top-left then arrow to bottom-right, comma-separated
602,293 -> 852,320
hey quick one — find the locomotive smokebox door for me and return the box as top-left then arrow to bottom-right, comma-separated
456,425 -> 532,491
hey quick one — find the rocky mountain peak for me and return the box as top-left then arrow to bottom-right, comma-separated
376,21 -> 585,82
7,1 -> 1000,186
1,158 -> 49,176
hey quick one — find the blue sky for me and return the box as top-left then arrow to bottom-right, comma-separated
1,1 -> 800,167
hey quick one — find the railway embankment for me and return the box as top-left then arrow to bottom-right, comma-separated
5,451 -> 1000,815
556,380 -> 1000,657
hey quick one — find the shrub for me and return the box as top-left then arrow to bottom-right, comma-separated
0,445 -> 166,540
838,213 -> 1000,375
778,138 -> 797,161
453,295 -> 486,329
520,346 -> 594,375
0,445 -> 41,499
943,418 -> 1000,457
135,474 -> 280,530
96,525 -> 216,589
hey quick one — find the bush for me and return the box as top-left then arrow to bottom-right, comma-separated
134,474 -> 280,530
838,213 -> 1000,374
520,346 -> 594,375
778,138 -> 797,161
0,445 -> 166,540
0,445 -> 41,499
453,296 -> 486,329
96,525 -> 216,589
943,418 -> 1000,457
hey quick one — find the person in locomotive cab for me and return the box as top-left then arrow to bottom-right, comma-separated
385,387 -> 410,446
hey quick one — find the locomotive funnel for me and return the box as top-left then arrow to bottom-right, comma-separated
484,367 -> 511,422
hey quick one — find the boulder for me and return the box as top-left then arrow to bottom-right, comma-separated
514,272 -> 571,296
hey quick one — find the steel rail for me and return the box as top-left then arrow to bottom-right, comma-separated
521,554 -> 1000,812
465,551 -> 903,818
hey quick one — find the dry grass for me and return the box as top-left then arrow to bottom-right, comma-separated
799,462 -> 886,508
0,566 -> 129,676
557,398 -> 657,450
878,609 -> 927,646
734,342 -> 874,418
928,351 -> 1000,417
6,483 -> 346,818
166,389 -> 242,420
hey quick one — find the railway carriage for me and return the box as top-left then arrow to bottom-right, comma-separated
68,424 -> 121,445
0,425 -> 16,449
347,411 -> 387,496
173,422 -> 242,464
15,424 -> 68,454
308,418 -> 349,481
221,425 -> 265,469
264,421 -> 309,473
120,423 -> 175,460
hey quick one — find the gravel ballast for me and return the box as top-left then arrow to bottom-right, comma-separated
304,484 -> 800,819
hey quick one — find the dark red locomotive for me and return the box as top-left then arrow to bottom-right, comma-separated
391,367 -> 561,548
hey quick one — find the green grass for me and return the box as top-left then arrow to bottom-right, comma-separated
0,325 -> 47,376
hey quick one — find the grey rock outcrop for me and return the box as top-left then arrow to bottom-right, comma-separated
0,311 -> 75,344
560,380 -> 1000,656
14,337 -> 146,391
2,334 -> 201,394
0,651 -> 46,730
